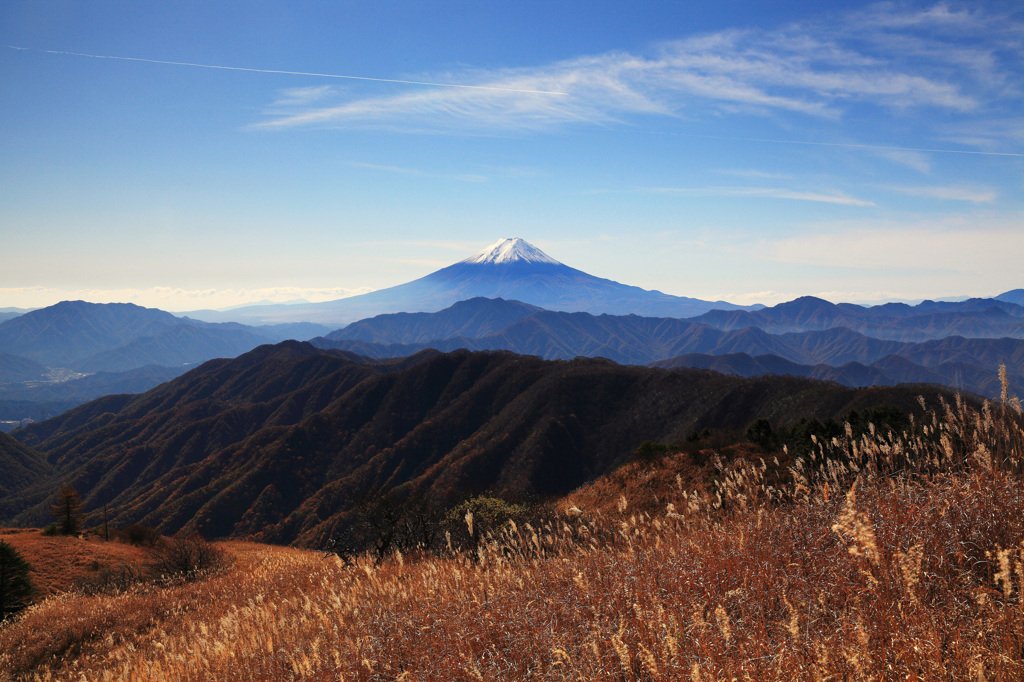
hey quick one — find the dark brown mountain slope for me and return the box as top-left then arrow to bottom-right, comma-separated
0,431 -> 53,517
5,343 -> 952,546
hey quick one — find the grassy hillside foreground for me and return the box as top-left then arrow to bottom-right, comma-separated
1,393 -> 1023,679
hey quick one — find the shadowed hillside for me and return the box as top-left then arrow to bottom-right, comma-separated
0,432 -> 52,517
4,342 -> 955,546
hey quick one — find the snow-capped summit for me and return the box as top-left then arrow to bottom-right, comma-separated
461,238 -> 561,265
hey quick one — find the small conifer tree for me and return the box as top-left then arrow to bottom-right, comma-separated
50,483 -> 83,535
0,541 -> 33,621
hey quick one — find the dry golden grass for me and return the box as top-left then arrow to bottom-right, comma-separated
1,387 -> 1023,680
0,530 -> 150,598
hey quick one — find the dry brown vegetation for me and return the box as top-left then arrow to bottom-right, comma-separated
1,387 -> 1023,680
0,530 -> 150,599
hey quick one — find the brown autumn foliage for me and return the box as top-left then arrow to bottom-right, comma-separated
0,383 -> 1022,680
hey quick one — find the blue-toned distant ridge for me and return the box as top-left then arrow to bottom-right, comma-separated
190,238 -> 755,325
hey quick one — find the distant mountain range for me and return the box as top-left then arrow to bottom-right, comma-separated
2,282 -> 1022,428
0,301 -> 332,372
0,301 -> 332,422
997,289 -> 1024,306
689,295 -> 1024,342
313,296 -> 1024,399
0,240 -> 1019,426
184,238 -> 754,325
1,342 -> 952,543
651,351 -> 1023,399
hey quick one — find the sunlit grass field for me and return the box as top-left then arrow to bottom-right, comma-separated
2,388 -> 1023,680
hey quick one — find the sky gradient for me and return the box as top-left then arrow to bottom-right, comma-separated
2,1 -> 1022,312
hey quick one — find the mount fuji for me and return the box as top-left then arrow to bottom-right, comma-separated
191,238 -> 751,325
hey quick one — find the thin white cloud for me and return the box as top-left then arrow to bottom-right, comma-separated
254,4 -> 1019,135
354,239 -> 485,253
348,162 -> 487,183
714,168 -> 793,180
884,185 -> 998,203
871,148 -> 931,173
641,186 -> 874,206
940,118 -> 1024,153
850,2 -> 997,32
272,85 -> 336,107
716,290 -> 795,306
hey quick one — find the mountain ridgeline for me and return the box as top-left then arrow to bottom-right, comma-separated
314,296 -> 1024,399
0,301 -> 332,372
0,342 -> 953,545
0,301 -> 333,422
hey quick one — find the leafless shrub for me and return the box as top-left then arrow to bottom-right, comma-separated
149,532 -> 226,582
117,524 -> 163,547
74,562 -> 147,596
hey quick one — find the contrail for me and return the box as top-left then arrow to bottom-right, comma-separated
6,45 -> 569,96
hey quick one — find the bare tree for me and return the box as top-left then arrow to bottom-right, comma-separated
151,532 -> 225,581
326,489 -> 444,565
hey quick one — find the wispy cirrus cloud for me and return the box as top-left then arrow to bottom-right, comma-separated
271,85 -> 336,107
348,162 -> 486,183
255,4 -> 1020,138
354,239 -> 487,252
883,184 -> 998,202
871,148 -> 932,173
852,2 -> 982,29
714,168 -> 793,180
640,186 -> 874,206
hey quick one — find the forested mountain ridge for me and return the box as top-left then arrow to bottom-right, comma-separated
4,342 -> 954,546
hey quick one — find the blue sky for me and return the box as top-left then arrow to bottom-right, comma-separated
2,1 -> 1022,311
